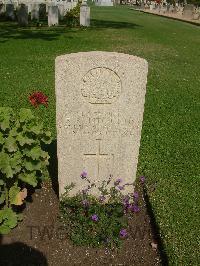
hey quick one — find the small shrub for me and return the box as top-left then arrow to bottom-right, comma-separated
0,107 -> 52,234
65,3 -> 81,27
60,173 -> 142,248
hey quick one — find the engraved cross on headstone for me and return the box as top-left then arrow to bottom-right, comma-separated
84,139 -> 114,179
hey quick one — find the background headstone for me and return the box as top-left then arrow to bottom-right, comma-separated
193,13 -> 200,20
56,52 -> 148,196
27,2 -> 32,14
48,5 -> 58,26
169,5 -> 174,13
0,3 -> 5,16
13,1 -> 18,10
80,1 -> 90,27
64,2 -> 73,14
177,6 -> 184,16
183,4 -> 194,19
31,3 -> 39,20
95,0 -> 113,7
149,4 -> 154,11
58,3 -> 65,20
39,3 -> 46,20
17,4 -> 28,26
6,4 -> 15,20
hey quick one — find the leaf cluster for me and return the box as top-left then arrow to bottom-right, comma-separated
64,3 -> 81,27
0,107 -> 52,234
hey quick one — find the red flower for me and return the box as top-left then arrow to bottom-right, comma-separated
29,91 -> 48,108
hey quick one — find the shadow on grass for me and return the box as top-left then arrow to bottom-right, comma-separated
91,18 -> 141,29
0,237 -> 48,265
0,18 -> 141,43
142,186 -> 169,266
0,21 -> 74,43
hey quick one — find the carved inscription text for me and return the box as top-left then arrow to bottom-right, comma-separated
62,111 -> 135,137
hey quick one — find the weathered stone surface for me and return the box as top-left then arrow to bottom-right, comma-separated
95,0 -> 113,7
31,3 -> 39,20
56,52 -> 148,196
58,3 -> 65,20
17,4 -> 28,26
0,3 -> 5,16
48,5 -> 58,26
183,4 -> 194,19
193,13 -> 200,20
6,4 -> 15,20
80,2 -> 90,27
39,3 -> 46,20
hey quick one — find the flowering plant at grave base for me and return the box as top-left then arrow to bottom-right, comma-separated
60,174 -> 145,248
29,91 -> 48,108
0,107 -> 52,234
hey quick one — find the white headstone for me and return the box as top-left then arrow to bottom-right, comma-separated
95,0 -> 113,6
48,5 -> 58,26
27,2 -> 32,14
13,1 -> 18,10
58,3 -> 65,20
80,1 -> 90,27
56,52 -> 148,196
193,12 -> 200,20
183,4 -> 194,19
31,3 -> 39,20
149,4 -> 154,11
0,3 -> 5,16
63,2 -> 72,13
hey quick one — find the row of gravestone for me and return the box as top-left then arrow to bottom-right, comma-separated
0,2 -> 77,24
0,1 -> 90,26
147,3 -> 200,20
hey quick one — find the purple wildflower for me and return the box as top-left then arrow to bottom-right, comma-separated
82,188 -> 88,194
126,203 -> 132,209
132,204 -> 140,213
123,195 -> 130,203
80,171 -> 87,179
119,228 -> 128,238
99,195 -> 106,203
114,178 -> 122,186
140,176 -> 145,184
133,192 -> 139,205
122,195 -> 130,209
91,214 -> 99,222
117,185 -> 124,191
82,199 -> 89,207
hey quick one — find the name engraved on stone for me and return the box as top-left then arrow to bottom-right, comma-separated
81,67 -> 121,104
62,111 -> 135,137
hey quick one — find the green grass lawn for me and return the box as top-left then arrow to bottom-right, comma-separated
0,6 -> 200,265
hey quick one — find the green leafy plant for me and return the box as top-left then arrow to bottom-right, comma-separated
60,173 -> 142,248
65,3 -> 81,27
0,107 -> 52,234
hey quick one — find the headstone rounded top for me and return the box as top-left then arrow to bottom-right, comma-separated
55,51 -> 148,67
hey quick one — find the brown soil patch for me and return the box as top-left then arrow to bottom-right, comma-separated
0,181 -> 164,266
